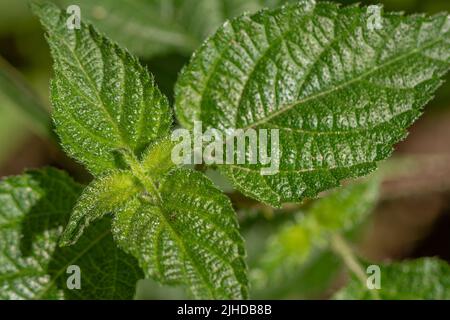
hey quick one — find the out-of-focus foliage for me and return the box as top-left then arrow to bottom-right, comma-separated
0,56 -> 50,137
57,0 -> 297,58
250,178 -> 379,298
335,258 -> 450,299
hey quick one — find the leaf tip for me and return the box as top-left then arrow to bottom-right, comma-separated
59,222 -> 82,247
30,1 -> 64,32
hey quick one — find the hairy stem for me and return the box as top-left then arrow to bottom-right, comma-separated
121,148 -> 162,204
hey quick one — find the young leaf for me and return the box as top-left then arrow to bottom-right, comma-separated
335,258 -> 450,299
175,1 -> 450,206
32,2 -> 172,176
60,171 -> 141,246
253,178 -> 379,293
140,137 -> 178,180
113,168 -> 248,299
0,168 -> 143,299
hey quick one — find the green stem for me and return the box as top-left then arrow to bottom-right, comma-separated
331,233 -> 380,300
121,149 -> 162,204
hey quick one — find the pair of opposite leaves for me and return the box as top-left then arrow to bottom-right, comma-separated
32,0 -> 450,299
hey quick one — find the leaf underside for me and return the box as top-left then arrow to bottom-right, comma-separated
175,0 -> 450,207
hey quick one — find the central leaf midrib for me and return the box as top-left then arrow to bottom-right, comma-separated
147,201 -> 218,298
52,31 -> 129,149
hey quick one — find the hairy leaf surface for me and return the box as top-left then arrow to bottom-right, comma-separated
0,168 -> 143,299
60,171 -> 141,246
335,258 -> 450,299
111,168 -> 248,299
175,0 -> 450,206
33,2 -> 172,176
59,166 -> 248,298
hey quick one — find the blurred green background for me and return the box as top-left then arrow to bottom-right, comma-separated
0,0 -> 449,299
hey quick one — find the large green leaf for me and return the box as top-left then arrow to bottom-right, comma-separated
57,0 -> 296,58
112,168 -> 248,299
253,177 -> 379,295
335,258 -> 450,299
33,1 -> 172,176
175,0 -> 450,207
0,168 -> 143,300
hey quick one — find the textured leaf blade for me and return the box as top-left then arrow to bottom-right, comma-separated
140,137 -> 178,180
111,168 -> 248,299
253,178 -> 379,292
335,258 -> 450,300
0,168 -> 143,300
60,171 -> 142,246
48,218 -> 144,300
175,1 -> 450,206
33,2 -> 172,176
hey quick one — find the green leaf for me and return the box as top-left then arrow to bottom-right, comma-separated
0,168 -> 143,299
105,168 -> 250,299
335,258 -> 450,299
32,1 -> 172,176
60,171 -> 141,246
58,0 -> 297,58
140,137 -> 178,180
175,0 -> 450,206
253,178 -> 379,295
